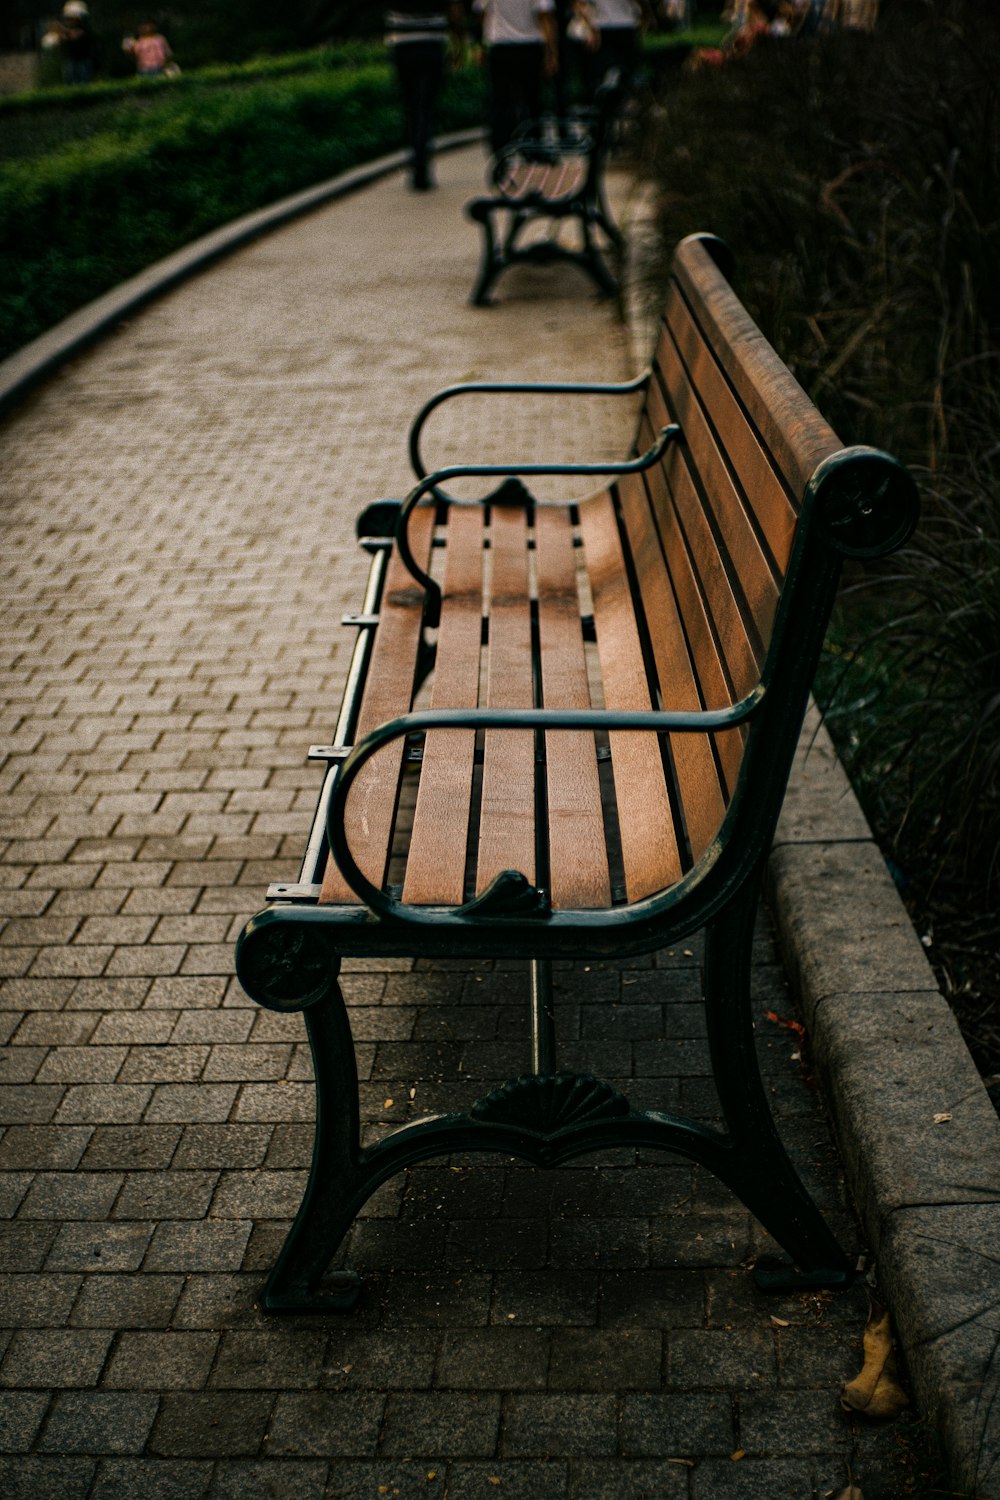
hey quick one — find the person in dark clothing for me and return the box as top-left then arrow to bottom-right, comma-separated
59,1 -> 96,85
473,0 -> 559,157
384,5 -> 466,190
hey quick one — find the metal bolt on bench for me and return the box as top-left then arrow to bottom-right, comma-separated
234,233 -> 919,1314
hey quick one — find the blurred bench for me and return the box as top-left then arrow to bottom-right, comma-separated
235,232 -> 918,1313
466,79 -> 624,306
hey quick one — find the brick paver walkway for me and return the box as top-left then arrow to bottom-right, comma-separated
1,145 -> 910,1498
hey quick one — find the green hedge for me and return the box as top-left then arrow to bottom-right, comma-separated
0,61 -> 485,361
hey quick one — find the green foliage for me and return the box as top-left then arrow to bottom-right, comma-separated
638,0 -> 1000,1018
0,60 -> 486,360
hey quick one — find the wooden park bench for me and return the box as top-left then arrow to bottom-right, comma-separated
234,232 -> 919,1314
466,78 -> 624,306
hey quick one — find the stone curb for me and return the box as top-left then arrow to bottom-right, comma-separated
769,704 -> 1000,1498
0,128 -> 484,418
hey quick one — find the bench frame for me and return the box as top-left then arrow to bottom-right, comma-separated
466,81 -> 624,307
235,235 -> 919,1314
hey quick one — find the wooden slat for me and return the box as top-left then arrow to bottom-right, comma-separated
663,282 -> 799,573
643,386 -> 763,700
402,506 -> 484,905
578,491 -> 682,901
476,505 -> 535,893
671,236 -> 842,499
534,506 -> 612,908
653,322 -> 781,647
615,470 -> 728,862
638,411 -> 747,796
320,506 -> 435,905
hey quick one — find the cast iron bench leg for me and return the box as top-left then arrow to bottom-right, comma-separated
703,883 -> 854,1290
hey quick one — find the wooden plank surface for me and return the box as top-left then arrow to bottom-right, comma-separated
578,491 -> 682,900
671,236 -> 842,499
476,504 -> 536,893
402,505 -> 483,905
654,321 -> 781,647
320,505 -> 434,905
664,283 -> 799,574
534,506 -> 612,908
616,469 -> 728,862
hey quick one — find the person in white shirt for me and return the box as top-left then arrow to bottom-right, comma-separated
473,0 -> 559,154
571,0 -> 652,97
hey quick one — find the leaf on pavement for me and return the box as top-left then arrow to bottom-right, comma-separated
840,1301 -> 909,1419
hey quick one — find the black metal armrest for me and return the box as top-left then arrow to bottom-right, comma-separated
325,692 -> 765,920
408,371 -> 650,491
396,422 -> 681,619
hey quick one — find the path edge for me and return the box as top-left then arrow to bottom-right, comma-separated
768,706 -> 1000,1499
0,128 -> 484,418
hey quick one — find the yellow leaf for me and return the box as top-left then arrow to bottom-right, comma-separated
840,1302 -> 909,1419
383,1099 -> 394,1109
730,1448 -> 746,1460
933,1112 -> 952,1124
770,1315 -> 790,1327
488,1479 -> 502,1488
426,1472 -> 437,1482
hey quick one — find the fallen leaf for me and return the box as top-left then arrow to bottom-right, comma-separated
426,1472 -> 437,1482
488,1480 -> 501,1488
770,1315 -> 790,1327
667,1458 -> 695,1467
933,1112 -> 952,1124
383,1099 -> 394,1109
828,1487 -> 865,1499
840,1302 -> 909,1419
730,1448 -> 746,1460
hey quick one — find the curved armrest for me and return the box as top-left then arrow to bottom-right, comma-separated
326,690 -> 765,920
408,370 -> 650,492
397,421 -> 681,622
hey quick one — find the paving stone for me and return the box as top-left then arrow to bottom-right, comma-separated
0,1124 -> 92,1170
502,1394 -> 618,1458
447,1462 -> 570,1499
548,1329 -> 661,1391
0,1220 -> 61,1272
171,1273 -> 264,1330
0,1389 -> 51,1451
113,1168 -> 219,1220
0,1328 -> 113,1388
150,1392 -> 274,1458
621,1392 -> 735,1457
99,1329 -> 220,1393
0,1455 -> 97,1499
0,1083 -> 66,1123
90,1458 -> 213,1499
267,1393 -> 386,1458
380,1391 -> 501,1458
54,1084 -> 153,1123
80,1122 -> 181,1170
145,1084 -> 239,1123
47,1218 -> 154,1266
211,1329 -> 328,1389
210,1460 -> 330,1500
322,1331 -> 438,1391
667,1329 -> 777,1392
688,1456 -> 819,1499
37,1389 -> 159,1453
69,1273 -> 184,1328
0,1273 -> 83,1326
567,1460 -> 689,1499
435,1328 -> 550,1391
19,1170 -> 123,1220
145,1219 -> 253,1272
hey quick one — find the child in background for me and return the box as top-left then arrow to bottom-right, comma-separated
128,21 -> 172,77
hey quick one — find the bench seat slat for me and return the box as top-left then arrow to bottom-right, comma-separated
320,506 -> 435,905
477,506 -> 536,893
664,284 -> 799,574
578,491 -> 682,901
535,506 -> 612,909
402,506 -> 484,906
616,471 -> 728,862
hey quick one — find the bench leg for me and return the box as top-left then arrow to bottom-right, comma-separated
468,205 -> 504,307
703,885 -> 854,1290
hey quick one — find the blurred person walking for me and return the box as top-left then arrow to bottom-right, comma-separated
58,1 -> 96,85
385,4 -> 466,190
473,0 -> 559,155
125,21 -> 173,77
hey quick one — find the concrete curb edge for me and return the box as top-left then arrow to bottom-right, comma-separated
0,128 -> 485,419
769,706 -> 1000,1498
